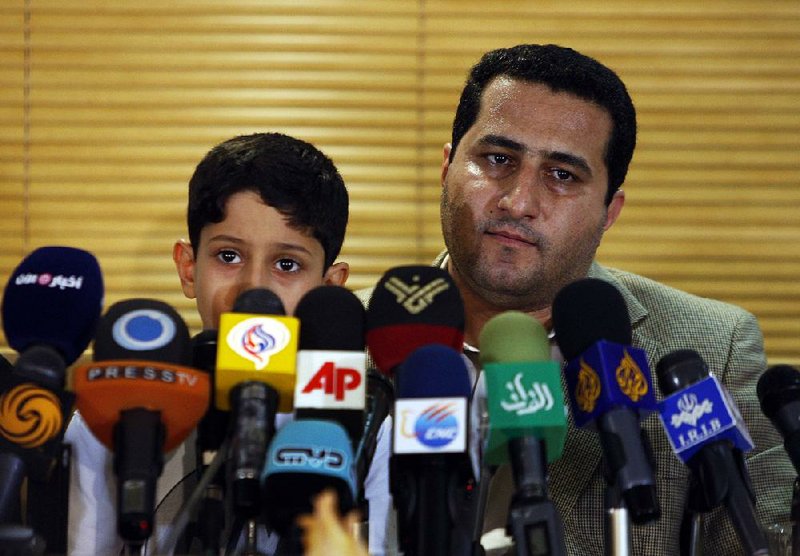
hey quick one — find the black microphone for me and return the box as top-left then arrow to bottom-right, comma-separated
293,285 -> 367,448
552,278 -> 660,525
0,246 -> 102,550
757,364 -> 800,474
658,349 -> 767,555
391,344 -> 473,556
191,329 -> 228,553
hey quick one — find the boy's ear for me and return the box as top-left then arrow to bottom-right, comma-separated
323,261 -> 349,287
173,239 -> 197,299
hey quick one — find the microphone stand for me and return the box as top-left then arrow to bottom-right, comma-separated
603,481 -> 631,556
507,436 -> 566,556
792,477 -> 800,556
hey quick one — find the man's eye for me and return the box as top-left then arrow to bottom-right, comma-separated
549,168 -> 575,181
487,153 -> 511,165
276,259 -> 300,272
217,250 -> 241,264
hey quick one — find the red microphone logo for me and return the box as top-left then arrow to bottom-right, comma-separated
301,362 -> 361,401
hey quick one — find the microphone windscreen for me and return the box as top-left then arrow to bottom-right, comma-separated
233,288 -> 286,315
294,286 -> 365,351
757,365 -> 800,419
551,278 -> 631,361
655,349 -> 709,395
2,246 -> 103,365
365,265 -> 464,374
396,344 -> 471,398
479,311 -> 549,365
93,299 -> 191,364
261,419 -> 356,535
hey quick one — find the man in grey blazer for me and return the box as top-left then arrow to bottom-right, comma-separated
367,44 -> 794,554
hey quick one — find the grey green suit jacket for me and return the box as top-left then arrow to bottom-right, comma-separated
361,255 -> 794,554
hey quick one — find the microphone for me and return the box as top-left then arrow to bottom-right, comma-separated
551,278 -> 660,525
365,265 -> 464,378
190,329 -> 228,553
260,419 -> 357,548
293,285 -> 367,447
2,246 -> 103,367
0,246 -> 102,540
657,349 -> 767,555
391,344 -> 472,556
479,311 -> 568,554
215,288 -> 298,518
757,364 -> 800,474
71,299 -> 210,546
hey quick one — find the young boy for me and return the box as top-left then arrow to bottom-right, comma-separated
173,132 -> 349,327
66,133 -> 387,554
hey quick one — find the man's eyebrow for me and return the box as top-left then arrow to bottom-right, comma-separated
546,150 -> 593,177
479,134 -> 526,152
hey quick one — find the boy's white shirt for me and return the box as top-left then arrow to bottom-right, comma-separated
65,411 -> 394,555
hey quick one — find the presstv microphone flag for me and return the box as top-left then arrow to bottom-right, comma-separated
215,311 -> 299,412
658,375 -> 754,463
564,340 -> 656,428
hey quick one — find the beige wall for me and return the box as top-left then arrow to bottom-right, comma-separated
1,1 -> 799,364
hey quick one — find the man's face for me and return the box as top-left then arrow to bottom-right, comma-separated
441,77 -> 624,311
174,190 -> 348,328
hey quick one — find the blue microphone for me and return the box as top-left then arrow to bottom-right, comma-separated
552,278 -> 660,525
260,419 -> 356,539
391,344 -> 472,556
656,349 -> 767,555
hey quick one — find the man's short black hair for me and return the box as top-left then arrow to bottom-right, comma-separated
187,132 -> 348,269
450,44 -> 637,204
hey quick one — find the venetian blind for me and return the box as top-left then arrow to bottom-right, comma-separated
1,0 -> 799,365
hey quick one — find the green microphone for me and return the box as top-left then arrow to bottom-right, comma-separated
479,311 -> 568,555
479,311 -> 566,466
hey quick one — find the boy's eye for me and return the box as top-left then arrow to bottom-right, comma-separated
217,250 -> 241,264
275,258 -> 300,273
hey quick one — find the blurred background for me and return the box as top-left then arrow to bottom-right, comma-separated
1,0 -> 798,364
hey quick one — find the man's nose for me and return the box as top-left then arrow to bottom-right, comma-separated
496,167 -> 541,219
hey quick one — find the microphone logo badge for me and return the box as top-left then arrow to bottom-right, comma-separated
615,349 -> 649,402
401,403 -> 458,447
0,383 -> 63,448
501,372 -> 554,415
227,317 -> 291,370
274,446 -> 346,470
576,358 -> 602,412
671,393 -> 714,428
112,308 -> 176,351
384,275 -> 449,315
301,362 -> 362,401
14,272 -> 84,290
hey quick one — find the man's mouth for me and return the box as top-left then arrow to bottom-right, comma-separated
485,228 -> 537,247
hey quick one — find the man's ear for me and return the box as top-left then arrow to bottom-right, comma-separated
604,189 -> 625,231
323,261 -> 349,287
173,239 -> 197,299
441,143 -> 452,187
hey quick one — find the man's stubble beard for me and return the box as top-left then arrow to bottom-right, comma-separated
441,188 -> 606,312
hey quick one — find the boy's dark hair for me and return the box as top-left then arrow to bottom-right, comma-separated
450,44 -> 637,204
187,132 -> 348,269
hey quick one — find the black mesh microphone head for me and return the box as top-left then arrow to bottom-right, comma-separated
655,349 -> 709,395
551,278 -> 632,361
293,285 -> 365,351
232,288 -> 286,315
757,365 -> 800,422
93,299 -> 191,364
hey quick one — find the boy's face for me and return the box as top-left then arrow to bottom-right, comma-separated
174,190 -> 349,329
